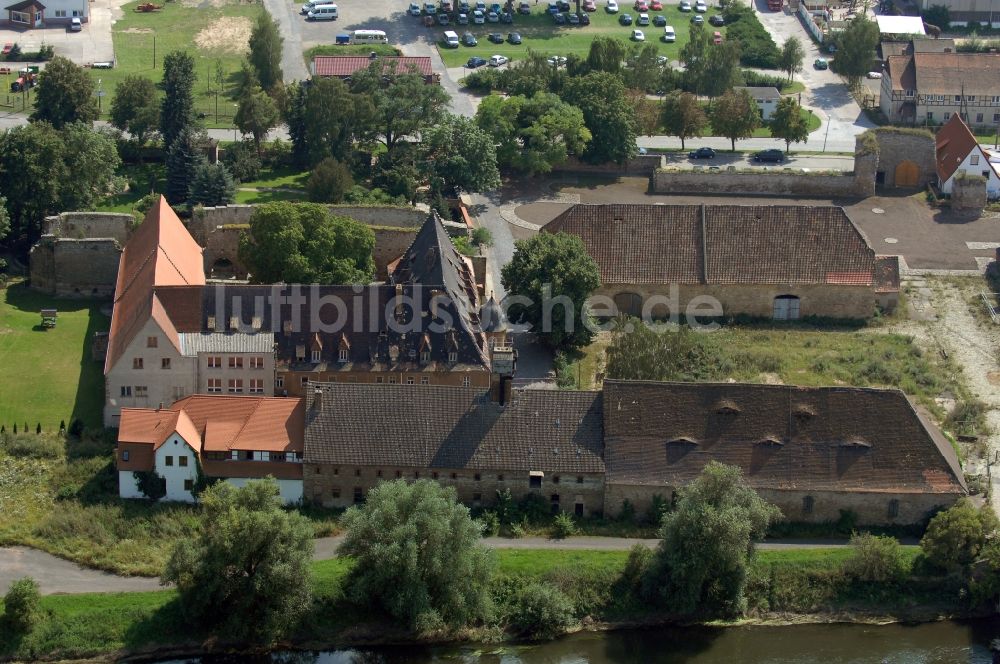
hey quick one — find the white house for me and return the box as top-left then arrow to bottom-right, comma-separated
936,113 -> 1000,197
734,86 -> 781,121
116,396 -> 305,504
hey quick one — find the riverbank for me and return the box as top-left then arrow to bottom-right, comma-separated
0,547 -> 974,663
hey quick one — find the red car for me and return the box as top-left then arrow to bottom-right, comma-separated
712,30 -> 723,44
649,0 -> 662,9
634,0 -> 648,10
583,0 -> 597,9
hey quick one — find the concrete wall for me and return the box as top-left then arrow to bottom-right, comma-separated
952,174 -> 988,212
551,155 -> 664,177
118,470 -> 145,500
304,463 -> 606,516
43,212 -> 133,244
595,282 -> 877,320
29,236 -> 121,297
650,167 -> 873,198
605,483 -> 962,526
873,128 -> 936,187
225,477 -> 303,505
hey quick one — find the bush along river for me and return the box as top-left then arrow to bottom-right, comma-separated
157,618 -> 1000,664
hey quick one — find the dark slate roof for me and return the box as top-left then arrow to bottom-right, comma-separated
304,383 -> 605,473
543,204 -> 877,286
603,381 -> 967,495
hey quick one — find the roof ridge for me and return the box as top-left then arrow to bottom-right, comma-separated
229,397 -> 265,447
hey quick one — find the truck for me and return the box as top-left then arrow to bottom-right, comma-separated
10,69 -> 37,92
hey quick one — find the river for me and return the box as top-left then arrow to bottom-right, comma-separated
162,619 -> 1000,663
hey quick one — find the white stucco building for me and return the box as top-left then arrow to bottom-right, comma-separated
936,113 -> 1000,197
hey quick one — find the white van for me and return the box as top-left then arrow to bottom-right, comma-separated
443,30 -> 460,48
662,25 -> 676,42
307,4 -> 338,20
353,29 -> 388,44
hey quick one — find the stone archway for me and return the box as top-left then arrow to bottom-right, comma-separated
894,160 -> 919,187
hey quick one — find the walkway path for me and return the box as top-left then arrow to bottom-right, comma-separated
2,537 -> 858,596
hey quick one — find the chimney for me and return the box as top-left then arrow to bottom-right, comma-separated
313,387 -> 323,412
492,375 -> 513,406
995,247 -> 1000,264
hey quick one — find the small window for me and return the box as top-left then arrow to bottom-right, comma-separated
311,350 -> 321,363
229,356 -> 243,369
389,376 -> 397,384
133,357 -> 143,370
448,351 -> 458,363
462,377 -> 471,387
976,113 -> 984,123
334,468 -> 339,476
406,376 -> 415,385
432,472 -> 439,479
179,456 -> 188,467
301,376 -> 309,387
208,378 -> 222,393
529,475 -> 542,489
147,336 -> 158,348
228,379 -> 243,393
208,356 -> 221,369
120,385 -> 132,397
296,345 -> 306,362
575,502 -> 584,517
576,476 -> 584,484
339,349 -> 349,362
474,473 -> 481,481
451,472 -> 458,480
553,475 -> 560,484
904,89 -> 914,98
377,469 -> 383,477
135,386 -> 148,397
353,487 -> 364,504
122,450 -> 130,461
926,112 -> 933,120
161,358 -> 171,370
376,376 -> 384,384
184,479 -> 193,491
944,112 -> 952,120
497,474 -> 504,482
421,376 -> 430,385
473,492 -> 482,504
802,495 -> 814,515
888,499 -> 900,519
249,378 -> 264,394
971,155 -> 980,166
395,470 -> 402,478
250,356 -> 264,369
276,376 -> 284,389
954,95 -> 962,102
994,113 -> 1000,123
332,488 -> 341,499
355,469 -> 361,477
420,350 -> 430,363
414,471 -> 420,479
165,456 -> 174,466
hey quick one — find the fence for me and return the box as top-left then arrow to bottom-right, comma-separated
981,291 -> 1000,323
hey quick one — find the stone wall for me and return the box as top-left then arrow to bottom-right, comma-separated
43,212 -> 134,244
552,154 -> 664,177
952,174 -> 988,213
604,483 -> 962,526
304,462 -> 606,517
29,236 -> 121,297
594,282 -> 877,321
872,127 -> 936,188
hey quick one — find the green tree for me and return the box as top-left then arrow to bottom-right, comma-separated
843,533 -> 908,583
59,124 -> 123,212
921,4 -> 950,29
586,36 -> 627,74
625,43 -> 664,94
643,462 -> 781,615
0,196 -> 10,243
421,114 -> 501,194
710,88 -> 761,151
475,92 -> 590,175
701,40 -> 742,99
339,480 -> 494,631
306,157 -> 354,203
162,479 -> 313,640
830,15 -> 880,88
661,91 -> 707,149
501,232 -> 602,351
506,581 -> 576,638
769,96 -> 810,153
562,71 -> 637,164
2,577 -> 41,633
921,498 -> 999,572
30,56 -> 98,128
247,12 -> 284,91
109,75 -> 160,146
285,77 -> 374,168
239,201 -> 375,284
681,25 -> 711,93
350,65 -> 449,154
605,322 -> 718,382
222,139 -> 262,182
190,162 -> 237,207
165,126 -> 207,205
235,85 -> 280,156
160,50 -> 198,150
778,36 -> 805,81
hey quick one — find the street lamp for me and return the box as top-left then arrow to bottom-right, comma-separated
232,103 -> 238,142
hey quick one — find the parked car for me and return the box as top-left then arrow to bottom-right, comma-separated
691,14 -> 703,24
557,0 -> 571,9
501,11 -> 513,22
553,11 -> 566,22
650,0 -> 662,8
459,1 -> 470,11
473,8 -> 485,22
462,31 -> 478,44
457,12 -> 469,23
519,0 -> 532,12
689,147 -> 716,159
489,54 -> 509,66
709,13 -> 723,25
634,0 -> 648,10
467,55 -> 488,67
813,57 -> 828,69
441,0 -> 453,11
679,0 -> 691,10
866,71 -> 882,79
662,24 -> 675,41
637,12 -> 650,24
423,14 -> 435,25
694,0 -> 706,11
568,11 -> 580,22
653,14 -> 666,25
619,12 -> 632,23
578,11 -> 590,23
631,28 -> 645,40
712,30 -> 722,43
490,2 -> 502,11
606,0 -> 619,12
407,2 -> 422,14
548,0 -> 560,11
507,31 -> 522,43
753,149 -> 784,163
486,10 -> 499,21
424,2 -> 437,13
69,16 -> 82,30
438,12 -> 450,24
547,55 -> 568,66
488,31 -> 504,42
476,0 -> 486,8
442,29 -> 460,46
583,0 -> 597,9
304,0 -> 322,13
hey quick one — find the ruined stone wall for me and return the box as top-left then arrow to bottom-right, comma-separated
650,168 -> 871,198
952,174 -> 988,213
29,236 -> 121,297
872,127 -> 936,188
43,212 -> 134,244
551,154 -> 664,176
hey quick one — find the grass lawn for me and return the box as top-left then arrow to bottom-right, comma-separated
0,281 -> 110,431
91,0 -> 263,128
575,325 -> 967,419
436,3 -> 723,67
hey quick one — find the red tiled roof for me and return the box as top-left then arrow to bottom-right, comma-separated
936,113 -> 981,183
312,55 -> 433,78
118,408 -> 180,449
544,204 -> 876,286
105,197 -> 205,374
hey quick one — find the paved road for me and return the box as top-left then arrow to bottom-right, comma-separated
655,151 -> 855,171
263,0 -> 311,82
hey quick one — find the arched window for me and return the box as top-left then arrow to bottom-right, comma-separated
773,295 -> 801,321
613,292 -> 643,318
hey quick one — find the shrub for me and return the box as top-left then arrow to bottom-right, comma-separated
510,521 -> 527,539
306,157 -> 354,203
3,577 -> 41,632
551,512 -> 577,539
645,493 -> 670,526
507,581 -> 576,638
0,433 -> 63,459
921,498 -> 998,571
133,470 -> 166,500
721,5 -> 781,68
843,533 -> 908,583
618,498 -> 636,523
471,226 -> 493,246
222,139 -> 262,182
518,493 -> 551,525
620,543 -> 653,592
480,510 -> 500,537
945,399 -> 989,437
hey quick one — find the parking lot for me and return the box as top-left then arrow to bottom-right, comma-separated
0,0 -> 120,65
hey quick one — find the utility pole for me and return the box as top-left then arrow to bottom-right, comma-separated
822,117 -> 830,152
152,35 -> 156,69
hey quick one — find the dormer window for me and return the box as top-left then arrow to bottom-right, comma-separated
311,350 -> 321,363
793,405 -> 815,420
448,351 -> 458,363
251,316 -> 262,331
420,350 -> 431,363
296,345 -> 306,362
667,437 -> 698,446
714,400 -> 741,415
756,436 -> 784,447
207,316 -> 216,331
229,316 -> 239,330
339,349 -> 348,363
840,439 -> 871,449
